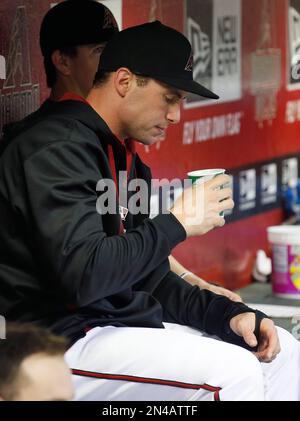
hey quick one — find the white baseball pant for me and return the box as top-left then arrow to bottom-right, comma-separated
65,322 -> 300,401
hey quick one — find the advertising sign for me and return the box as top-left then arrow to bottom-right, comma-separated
185,0 -> 241,107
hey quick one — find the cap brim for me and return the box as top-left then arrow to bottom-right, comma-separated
150,75 -> 219,99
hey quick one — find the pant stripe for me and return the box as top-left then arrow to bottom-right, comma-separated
71,368 -> 222,401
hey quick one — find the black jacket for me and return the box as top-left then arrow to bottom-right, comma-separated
0,100 -> 256,345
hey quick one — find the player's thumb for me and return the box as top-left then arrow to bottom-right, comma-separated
243,330 -> 258,348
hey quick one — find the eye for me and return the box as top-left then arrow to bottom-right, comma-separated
165,95 -> 178,105
93,45 -> 105,55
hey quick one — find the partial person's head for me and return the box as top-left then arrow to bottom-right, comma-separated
0,323 -> 73,401
40,0 -> 119,96
92,21 -> 218,145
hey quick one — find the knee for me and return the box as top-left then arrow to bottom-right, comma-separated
219,345 -> 264,400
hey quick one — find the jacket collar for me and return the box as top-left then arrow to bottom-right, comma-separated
48,99 -> 123,151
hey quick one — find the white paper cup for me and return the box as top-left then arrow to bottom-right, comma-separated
187,169 -> 226,216
187,168 -> 225,184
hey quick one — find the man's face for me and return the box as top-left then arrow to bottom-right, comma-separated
68,43 -> 106,97
120,78 -> 187,145
12,353 -> 74,401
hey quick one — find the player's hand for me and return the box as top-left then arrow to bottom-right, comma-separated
170,174 -> 234,237
229,312 -> 281,362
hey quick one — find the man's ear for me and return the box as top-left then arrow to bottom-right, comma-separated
113,68 -> 134,97
51,50 -> 72,77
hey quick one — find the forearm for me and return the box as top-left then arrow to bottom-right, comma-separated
169,255 -> 208,287
169,255 -> 242,302
153,270 -> 250,337
152,270 -> 214,328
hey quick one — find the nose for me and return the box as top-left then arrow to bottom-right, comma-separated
166,103 -> 181,124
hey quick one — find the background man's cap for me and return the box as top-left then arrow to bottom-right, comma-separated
99,20 -> 219,99
40,0 -> 119,57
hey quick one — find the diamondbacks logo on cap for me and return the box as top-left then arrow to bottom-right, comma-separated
185,52 -> 194,72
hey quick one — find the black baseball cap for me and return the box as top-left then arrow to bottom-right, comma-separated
40,0 -> 119,57
99,20 -> 219,99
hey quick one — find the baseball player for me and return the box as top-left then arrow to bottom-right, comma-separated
0,0 -> 240,302
0,0 -> 119,154
40,0 -> 119,100
0,20 -> 299,401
